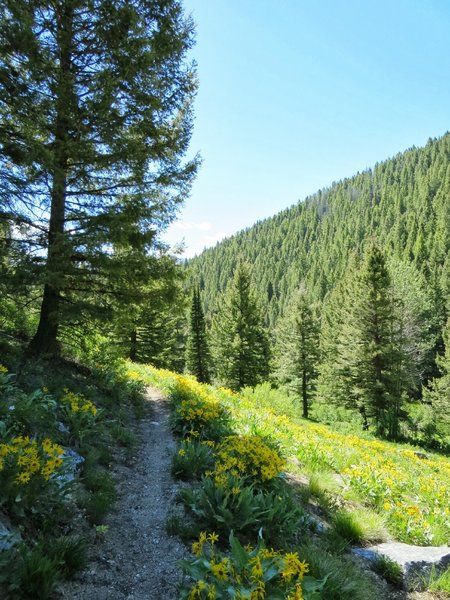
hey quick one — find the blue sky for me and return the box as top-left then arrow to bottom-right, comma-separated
164,0 -> 450,257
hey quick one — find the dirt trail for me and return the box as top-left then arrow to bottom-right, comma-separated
59,387 -> 188,600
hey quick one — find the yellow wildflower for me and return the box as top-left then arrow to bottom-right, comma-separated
211,560 -> 229,581
287,582 -> 303,600
15,471 -> 31,485
207,532 -> 219,544
250,557 -> 263,581
207,585 -> 217,599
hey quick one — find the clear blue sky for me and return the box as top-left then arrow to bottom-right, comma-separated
164,0 -> 450,257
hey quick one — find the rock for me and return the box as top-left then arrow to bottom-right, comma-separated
413,451 -> 428,460
63,448 -> 85,468
0,517 -> 21,551
58,421 -> 70,434
56,448 -> 85,487
309,515 -> 327,533
353,542 -> 450,589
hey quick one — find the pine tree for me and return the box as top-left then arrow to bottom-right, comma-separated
358,247 -> 402,437
325,247 -> 404,438
0,0 -> 198,356
121,256 -> 186,370
274,288 -> 320,418
424,318 -> 450,436
186,285 -> 211,383
212,262 -> 270,390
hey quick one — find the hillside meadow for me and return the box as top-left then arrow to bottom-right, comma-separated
127,363 -> 450,548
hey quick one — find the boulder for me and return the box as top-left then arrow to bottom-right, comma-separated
353,542 -> 450,589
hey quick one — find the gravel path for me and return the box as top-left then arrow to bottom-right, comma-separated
58,387 -> 188,600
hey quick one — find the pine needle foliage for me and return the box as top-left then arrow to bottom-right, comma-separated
0,0 -> 199,356
186,285 -> 211,383
212,262 -> 270,390
275,287 -> 320,418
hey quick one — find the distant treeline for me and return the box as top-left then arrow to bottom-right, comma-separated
188,133 -> 450,328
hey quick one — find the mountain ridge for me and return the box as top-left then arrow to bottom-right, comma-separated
188,132 -> 450,326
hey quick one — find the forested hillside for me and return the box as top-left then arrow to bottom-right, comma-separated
189,134 -> 450,328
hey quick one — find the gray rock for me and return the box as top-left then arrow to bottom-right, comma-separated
56,448 -> 85,486
58,421 -> 70,434
353,542 -> 450,589
0,517 -> 21,551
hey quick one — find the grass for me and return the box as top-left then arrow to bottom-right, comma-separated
79,464 -> 117,524
45,535 -> 88,579
214,383 -> 450,546
165,513 -> 200,544
331,510 -> 366,545
297,541 -> 382,600
424,566 -> 450,594
372,554 -> 403,588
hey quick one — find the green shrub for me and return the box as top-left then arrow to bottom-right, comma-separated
309,401 -> 365,435
0,368 -> 60,440
179,475 -> 308,546
179,530 -> 327,600
171,439 -> 215,480
0,544 -> 60,600
240,382 -> 299,421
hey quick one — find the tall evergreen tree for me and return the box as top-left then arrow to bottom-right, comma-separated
322,247 -> 405,438
212,262 -> 270,390
111,253 -> 186,369
0,0 -> 198,356
186,285 -> 211,383
275,288 -> 320,418
424,318 -> 450,436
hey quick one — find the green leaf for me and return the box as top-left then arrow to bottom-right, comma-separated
302,574 -> 328,597
229,531 -> 249,569
262,563 -> 280,582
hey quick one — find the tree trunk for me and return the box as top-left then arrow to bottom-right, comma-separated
302,369 -> 308,419
129,329 -> 138,361
28,2 -> 73,356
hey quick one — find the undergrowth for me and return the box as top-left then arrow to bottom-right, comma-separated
0,356 -> 145,599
